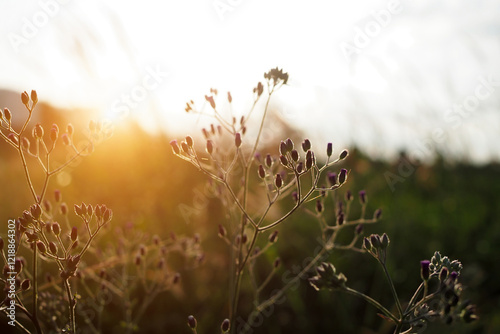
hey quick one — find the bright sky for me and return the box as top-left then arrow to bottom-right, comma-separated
1,0 -> 499,163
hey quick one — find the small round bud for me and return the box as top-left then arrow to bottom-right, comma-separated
49,241 -> 58,254
302,139 -> 311,152
337,212 -> 344,225
61,133 -> 71,146
265,154 -> 273,168
33,123 -> 44,139
316,200 -> 323,214
60,203 -> 68,215
275,173 -> 283,188
170,140 -> 180,154
326,143 -> 333,157
30,90 -> 38,104
420,260 -> 431,281
292,191 -> 299,203
52,222 -> 61,235
291,150 -> 299,162
50,124 -> 59,141
269,230 -> 279,243
206,140 -> 214,155
285,138 -> 294,152
327,172 -> 337,186
221,318 -> 230,332
4,108 -> 12,122
30,204 -> 42,220
370,234 -> 381,249
363,237 -> 372,250
338,168 -> 348,184
181,141 -> 189,153
218,224 -> 226,237
235,132 -> 242,148
36,241 -> 47,254
339,149 -> 349,160
227,92 -> 232,103
21,279 -> 31,291
359,190 -> 367,204
185,136 -> 194,147
373,209 -> 382,220
296,162 -> 304,173
380,233 -> 390,249
173,272 -> 181,284
54,189 -> 62,203
279,141 -> 287,155
355,224 -> 364,235
258,165 -> 266,179
71,226 -> 78,242
273,257 -> 281,268
7,133 -> 18,145
279,155 -> 288,166
187,315 -> 197,329
21,91 -> 30,105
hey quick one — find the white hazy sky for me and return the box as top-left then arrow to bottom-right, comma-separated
0,0 -> 499,163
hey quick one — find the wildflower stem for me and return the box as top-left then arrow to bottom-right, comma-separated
380,260 -> 404,318
344,287 -> 399,324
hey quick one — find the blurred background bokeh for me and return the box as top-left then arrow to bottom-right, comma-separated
1,0 -> 499,333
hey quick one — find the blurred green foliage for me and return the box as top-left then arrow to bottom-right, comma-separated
1,115 -> 498,333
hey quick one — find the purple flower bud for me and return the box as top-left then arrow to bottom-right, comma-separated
265,154 -> 273,168
339,149 -> 348,160
205,95 -> 216,109
206,140 -> 214,155
218,224 -> 226,237
227,91 -> 232,103
337,212 -> 344,225
373,208 -> 382,220
71,226 -> 78,242
269,230 -> 279,243
273,257 -> 281,268
221,318 -> 230,332
170,140 -> 180,154
363,237 -> 372,250
36,241 -> 47,254
181,141 -> 189,153
292,191 -> 299,203
4,108 -> 12,122
185,136 -> 194,147
450,271 -> 458,282
326,143 -> 333,157
279,155 -> 288,166
302,139 -> 311,152
275,173 -> 283,188
359,190 -> 367,204
235,132 -> 242,148
291,149 -> 299,162
316,200 -> 323,214
49,241 -> 57,254
187,315 -> 197,329
258,165 -> 266,179
338,168 -> 348,184
370,234 -> 381,248
31,90 -> 38,104
296,162 -> 304,173
420,260 -> 431,281
285,138 -> 294,152
279,141 -> 287,155
21,91 -> 29,105
327,172 -> 337,186
355,224 -> 363,235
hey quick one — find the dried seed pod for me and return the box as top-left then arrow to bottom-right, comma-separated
269,230 -> 279,243
291,149 -> 299,162
30,90 -> 38,104
170,140 -> 180,154
185,136 -> 193,147
275,173 -> 283,188
221,319 -> 230,333
235,132 -> 242,148
302,139 -> 311,152
359,190 -> 367,204
265,154 -> 273,168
